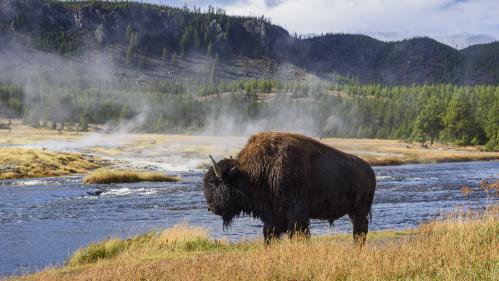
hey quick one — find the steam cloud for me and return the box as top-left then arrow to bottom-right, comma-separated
1,35 -> 345,135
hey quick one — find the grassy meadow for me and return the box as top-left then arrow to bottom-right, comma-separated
0,148 -> 106,180
11,206 -> 498,281
1,121 -> 499,181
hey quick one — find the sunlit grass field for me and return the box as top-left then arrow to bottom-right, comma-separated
11,205 -> 498,281
0,148 -> 106,180
2,121 -> 498,180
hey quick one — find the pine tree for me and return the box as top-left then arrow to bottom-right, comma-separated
79,112 -> 89,132
154,113 -> 165,132
162,47 -> 169,63
179,27 -> 192,54
484,99 -> 499,151
125,32 -> 140,65
119,105 -> 131,122
171,52 -> 178,66
204,27 -> 210,46
207,42 -> 213,57
126,24 -> 133,41
224,20 -> 231,41
193,29 -> 201,48
210,61 -> 217,83
413,96 -> 444,143
131,32 -> 139,49
442,93 -> 478,145
126,45 -> 134,65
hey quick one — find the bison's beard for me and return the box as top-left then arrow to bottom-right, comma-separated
221,208 -> 241,230
222,214 -> 233,230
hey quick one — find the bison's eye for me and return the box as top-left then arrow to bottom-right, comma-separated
210,178 -> 221,185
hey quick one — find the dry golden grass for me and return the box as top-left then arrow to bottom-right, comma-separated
321,138 -> 499,166
12,207 -> 498,281
362,153 -> 499,166
0,148 -> 106,180
362,156 -> 406,166
82,169 -> 180,184
0,120 -> 86,145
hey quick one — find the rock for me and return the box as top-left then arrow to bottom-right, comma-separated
0,164 -> 16,172
207,19 -> 231,55
87,189 -> 105,196
94,24 -> 107,45
209,19 -> 222,34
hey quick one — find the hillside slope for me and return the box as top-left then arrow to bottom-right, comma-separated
0,0 -> 498,84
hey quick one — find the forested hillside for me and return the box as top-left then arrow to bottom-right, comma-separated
1,0 -> 499,84
1,80 -> 498,150
0,0 -> 498,150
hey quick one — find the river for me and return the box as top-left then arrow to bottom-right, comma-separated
0,161 -> 497,277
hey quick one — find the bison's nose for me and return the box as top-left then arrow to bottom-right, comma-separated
207,206 -> 211,212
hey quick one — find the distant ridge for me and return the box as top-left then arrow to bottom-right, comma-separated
1,0 -> 498,85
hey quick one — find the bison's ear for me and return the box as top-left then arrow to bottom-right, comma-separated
224,166 -> 240,183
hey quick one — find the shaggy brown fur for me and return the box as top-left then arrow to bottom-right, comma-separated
203,132 -> 376,244
238,132 -> 348,195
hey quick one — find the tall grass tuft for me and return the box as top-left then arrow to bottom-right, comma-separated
68,239 -> 129,266
67,224 -> 218,266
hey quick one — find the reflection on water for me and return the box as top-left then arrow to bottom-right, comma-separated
0,161 -> 497,276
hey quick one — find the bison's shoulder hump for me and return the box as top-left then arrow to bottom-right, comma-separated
237,132 -> 330,193
239,132 -> 329,158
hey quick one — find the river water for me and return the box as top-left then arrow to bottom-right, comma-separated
0,161 -> 497,277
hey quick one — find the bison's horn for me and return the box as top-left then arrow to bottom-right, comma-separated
209,154 -> 222,178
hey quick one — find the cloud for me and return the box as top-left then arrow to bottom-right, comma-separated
145,0 -> 498,47
215,0 -> 499,46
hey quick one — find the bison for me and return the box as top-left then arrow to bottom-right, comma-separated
203,132 -> 376,243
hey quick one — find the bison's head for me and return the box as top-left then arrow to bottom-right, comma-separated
203,155 -> 245,227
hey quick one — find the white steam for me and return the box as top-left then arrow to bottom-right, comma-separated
0,36 -> 349,172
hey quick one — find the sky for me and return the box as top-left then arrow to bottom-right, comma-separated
149,0 -> 499,49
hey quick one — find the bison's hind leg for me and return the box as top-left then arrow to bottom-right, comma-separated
263,223 -> 286,245
287,219 -> 310,239
286,206 -> 311,239
349,188 -> 374,245
348,211 -> 369,245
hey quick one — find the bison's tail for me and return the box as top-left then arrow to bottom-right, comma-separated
368,208 -> 372,223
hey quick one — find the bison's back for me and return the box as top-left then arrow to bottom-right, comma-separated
237,132 -> 351,196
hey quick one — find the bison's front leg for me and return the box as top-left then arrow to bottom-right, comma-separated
288,222 -> 310,239
287,216 -> 310,239
263,223 -> 284,244
286,204 -> 310,239
349,213 -> 369,245
353,218 -> 368,245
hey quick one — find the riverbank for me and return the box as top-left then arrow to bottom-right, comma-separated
0,148 -> 107,180
10,207 -> 498,281
1,121 -> 499,180
320,138 -> 499,166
